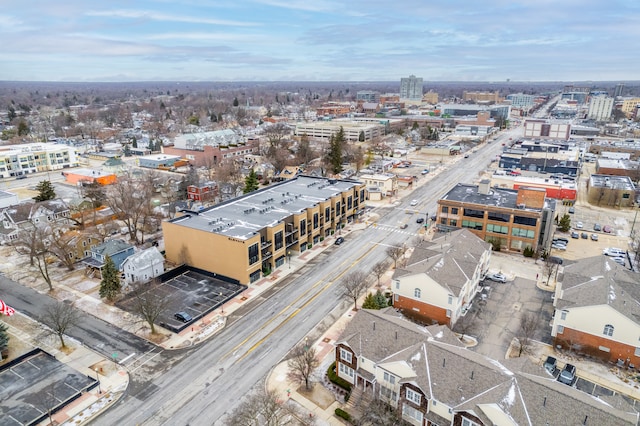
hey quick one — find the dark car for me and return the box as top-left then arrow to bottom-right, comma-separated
15,174 -> 27,180
416,217 -> 425,224
544,356 -> 557,374
553,237 -> 569,244
548,256 -> 563,265
334,236 -> 345,245
558,363 -> 576,385
581,232 -> 588,239
174,311 -> 193,323
571,231 -> 579,239
594,223 -> 602,232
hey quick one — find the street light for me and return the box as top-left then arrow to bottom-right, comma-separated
94,368 -> 102,394
287,251 -> 291,269
219,292 -> 224,314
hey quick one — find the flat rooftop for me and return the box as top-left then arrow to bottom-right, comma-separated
64,168 -> 114,178
441,183 -> 552,212
168,175 -> 362,240
590,174 -> 635,190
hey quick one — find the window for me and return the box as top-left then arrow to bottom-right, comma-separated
462,418 -> 481,426
395,280 -> 400,290
402,405 -> 423,422
488,212 -> 510,222
448,295 -> 453,305
446,309 -> 452,318
380,386 -> 397,401
336,201 -> 341,215
557,325 -> 564,334
450,219 -> 457,226
487,224 -> 508,234
383,371 -> 396,384
347,196 -> 352,210
406,388 -> 421,405
300,219 -> 306,236
560,311 -> 567,320
325,207 -> 330,221
462,220 -> 483,230
513,215 -> 537,227
463,208 -> 484,218
414,288 -> 421,298
338,362 -> 355,379
512,227 -> 535,238
274,231 -> 283,250
248,243 -> 259,265
340,348 -> 352,363
451,207 -> 458,215
313,213 -> 319,229
441,206 -> 448,214
603,324 -> 614,337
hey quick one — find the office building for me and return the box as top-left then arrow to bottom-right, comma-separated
162,176 -> 365,285
506,93 -> 536,109
294,120 -> 385,142
400,75 -> 423,100
356,90 -> 379,103
587,95 -> 614,121
463,91 -> 500,103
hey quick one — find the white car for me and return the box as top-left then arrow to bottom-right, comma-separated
551,243 -> 567,251
575,221 -> 583,229
410,200 -> 418,206
487,273 -> 507,283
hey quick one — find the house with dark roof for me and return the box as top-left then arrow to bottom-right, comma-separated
335,308 -> 638,425
552,255 -> 640,366
81,238 -> 134,277
0,199 -> 71,244
391,229 -> 491,326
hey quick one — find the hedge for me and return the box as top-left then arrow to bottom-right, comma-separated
327,362 -> 352,391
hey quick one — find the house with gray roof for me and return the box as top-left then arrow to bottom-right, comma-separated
552,255 -> 640,366
335,308 -> 638,425
391,229 -> 491,327
81,238 -> 134,277
121,247 -> 164,285
0,199 -> 71,244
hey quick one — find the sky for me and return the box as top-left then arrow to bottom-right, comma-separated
1,0 -> 638,82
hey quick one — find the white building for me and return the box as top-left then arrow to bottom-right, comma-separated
587,95 -> 614,121
121,247 -> 165,285
400,75 -> 423,101
506,93 -> 536,109
0,143 -> 80,178
294,120 -> 385,142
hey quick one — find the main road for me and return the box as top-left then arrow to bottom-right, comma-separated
89,126 -> 521,425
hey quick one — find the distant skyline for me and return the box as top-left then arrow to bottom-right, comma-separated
2,1 -> 639,82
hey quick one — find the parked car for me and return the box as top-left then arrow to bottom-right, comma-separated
548,256 -> 564,265
487,273 -> 507,283
553,237 -> 569,244
15,174 -> 27,180
558,363 -> 576,386
568,207 -> 575,214
421,169 -> 429,175
581,232 -> 588,239
575,221 -> 583,229
334,237 -> 345,245
593,223 -> 602,232
410,199 -> 418,206
604,248 -> 626,256
591,234 -> 599,241
174,311 -> 193,323
464,154 -> 470,158
571,231 -> 579,239
416,217 -> 425,224
612,256 -> 626,266
551,243 -> 567,250
603,225 -> 613,233
544,356 -> 557,374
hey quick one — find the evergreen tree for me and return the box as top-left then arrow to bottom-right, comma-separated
147,139 -> 155,152
233,97 -> 239,107
155,140 -> 162,152
99,256 -> 121,302
33,180 -> 56,202
358,131 -> 365,142
374,290 -> 388,308
362,293 -> 378,309
559,214 -> 572,232
243,169 -> 260,194
0,322 -> 9,359
123,144 -> 131,157
131,136 -> 138,148
327,127 -> 345,175
17,119 -> 29,136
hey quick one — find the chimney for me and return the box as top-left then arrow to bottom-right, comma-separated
478,179 -> 491,195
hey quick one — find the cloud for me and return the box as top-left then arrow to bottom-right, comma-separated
85,9 -> 259,27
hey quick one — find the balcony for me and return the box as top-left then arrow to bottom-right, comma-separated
261,251 -> 273,261
286,239 -> 299,248
261,240 -> 272,249
285,227 -> 298,237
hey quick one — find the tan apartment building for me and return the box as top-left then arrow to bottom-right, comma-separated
462,91 -> 501,103
163,176 -> 365,284
620,97 -> 640,118
436,180 -> 556,252
294,120 -> 385,142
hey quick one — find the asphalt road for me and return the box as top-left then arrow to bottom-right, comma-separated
2,124 -> 523,425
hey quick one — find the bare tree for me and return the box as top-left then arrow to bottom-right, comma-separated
40,301 -> 79,349
372,261 -> 388,287
386,246 -> 404,269
353,396 -> 410,426
226,388 -> 315,426
543,257 -> 558,284
48,228 -> 78,271
130,280 -> 167,334
263,122 -> 291,150
12,222 -> 54,290
516,312 -> 538,356
341,270 -> 369,311
287,343 -> 319,391
294,133 -> 317,166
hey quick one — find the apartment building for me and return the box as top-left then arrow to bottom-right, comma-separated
400,75 -> 423,100
620,97 -> 640,118
587,95 -> 614,121
524,119 -> 571,140
294,120 -> 385,142
436,180 -> 556,252
162,175 -> 365,285
506,93 -> 536,109
0,143 -> 80,178
164,130 -> 257,167
462,91 -> 500,103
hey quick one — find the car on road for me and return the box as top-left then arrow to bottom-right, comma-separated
174,311 -> 193,323
591,233 -> 599,241
421,169 -> 429,175
575,221 -> 583,229
581,232 -> 588,239
487,273 -> 507,283
612,256 -> 626,266
15,174 -> 27,180
568,207 -> 575,214
464,154 -> 470,158
399,223 -> 408,229
603,225 -> 613,233
416,217 -> 425,224
571,231 -> 579,239
604,248 -> 626,256
558,363 -> 576,386
593,223 -> 602,232
410,199 -> 418,206
334,237 -> 345,245
548,256 -> 564,265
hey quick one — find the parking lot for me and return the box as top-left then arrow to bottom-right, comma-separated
0,349 -> 97,426
117,266 -> 245,332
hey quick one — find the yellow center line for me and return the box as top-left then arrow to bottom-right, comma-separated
231,244 -> 378,363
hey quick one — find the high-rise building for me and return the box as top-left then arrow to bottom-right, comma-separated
506,93 -> 536,109
614,83 -> 625,98
356,90 -> 379,103
587,95 -> 614,121
400,75 -> 423,100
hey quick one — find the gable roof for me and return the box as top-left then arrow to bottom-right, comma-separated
2,199 -> 70,224
91,239 -> 133,257
393,229 -> 490,295
122,247 -> 164,269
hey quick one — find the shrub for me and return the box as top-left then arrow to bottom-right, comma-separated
327,362 -> 352,391
523,246 -> 535,258
335,408 -> 351,421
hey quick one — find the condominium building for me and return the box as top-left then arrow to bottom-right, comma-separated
436,180 -> 556,252
462,91 -> 500,103
620,97 -> 640,118
587,95 -> 614,121
356,90 -> 379,103
506,93 -> 536,109
400,75 -> 423,100
294,120 -> 385,142
162,176 -> 365,285
0,143 -> 80,178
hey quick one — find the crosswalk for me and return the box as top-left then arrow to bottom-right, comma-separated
369,222 -> 423,236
